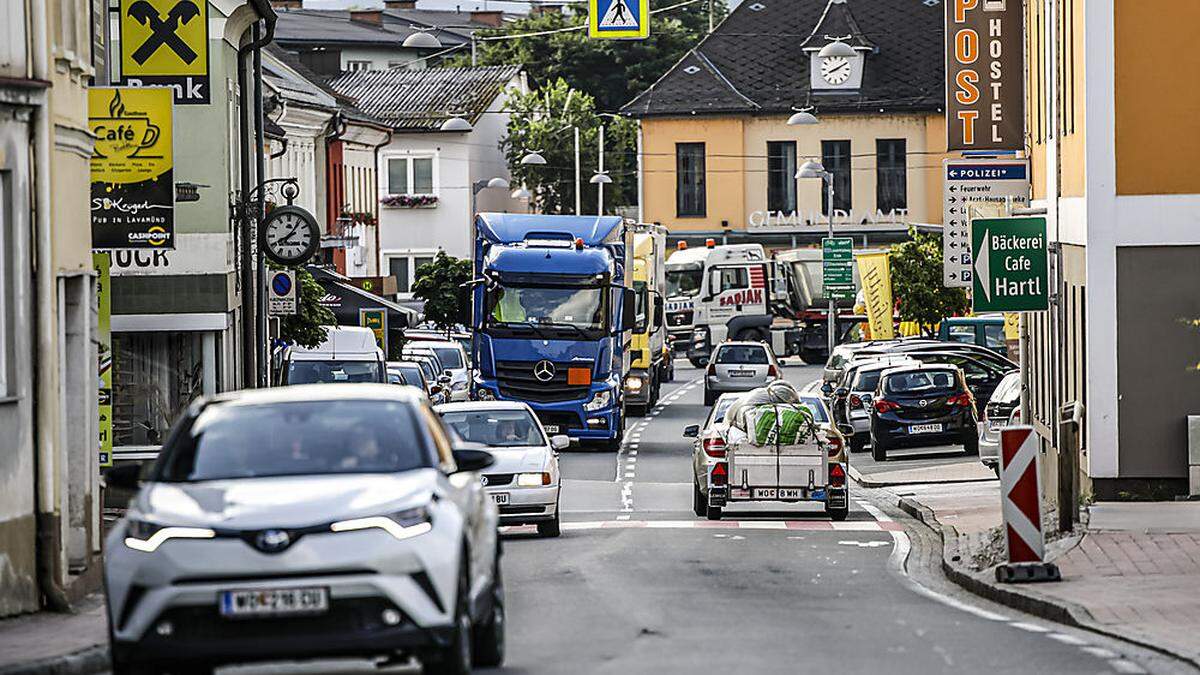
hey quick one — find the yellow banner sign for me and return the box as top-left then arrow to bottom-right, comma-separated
119,0 -> 210,104
857,252 -> 895,341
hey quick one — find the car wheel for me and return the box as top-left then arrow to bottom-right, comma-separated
849,435 -> 867,454
692,480 -> 706,517
963,431 -> 980,456
537,503 -> 561,538
111,660 -> 157,675
688,356 -> 708,369
826,505 -> 849,521
423,566 -> 472,675
628,404 -> 646,417
871,433 -> 888,462
703,389 -> 716,406
472,556 -> 505,668
705,500 -> 723,520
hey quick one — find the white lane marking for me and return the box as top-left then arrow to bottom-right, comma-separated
839,540 -> 890,547
885,527 -> 1010,622
616,515 -> 630,521
1010,622 -> 1051,633
856,500 -> 893,523
1081,647 -> 1118,659
1109,659 -> 1147,674
499,520 -> 906,533
1046,633 -> 1089,646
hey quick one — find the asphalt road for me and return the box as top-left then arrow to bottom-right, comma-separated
147,361 -> 1186,675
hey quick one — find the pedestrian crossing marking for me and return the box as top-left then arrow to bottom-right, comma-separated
599,0 -> 638,28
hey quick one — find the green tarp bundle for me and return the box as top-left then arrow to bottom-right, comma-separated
746,403 -> 817,447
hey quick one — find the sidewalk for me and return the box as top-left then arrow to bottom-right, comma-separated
0,597 -> 108,675
891,481 -> 1200,668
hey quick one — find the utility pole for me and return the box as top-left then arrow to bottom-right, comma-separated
708,0 -> 714,33
574,126 -> 581,216
597,124 -> 605,215
825,177 -> 835,357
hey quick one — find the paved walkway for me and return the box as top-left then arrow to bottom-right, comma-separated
0,596 -> 107,674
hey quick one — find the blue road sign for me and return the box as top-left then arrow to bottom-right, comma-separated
589,0 -> 649,39
271,272 -> 292,296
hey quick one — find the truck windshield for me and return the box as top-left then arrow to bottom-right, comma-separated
666,264 -> 703,297
487,284 -> 606,334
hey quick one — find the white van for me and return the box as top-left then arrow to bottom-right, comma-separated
278,326 -> 387,385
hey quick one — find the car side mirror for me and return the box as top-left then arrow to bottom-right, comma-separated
820,382 -> 834,396
653,302 -> 665,329
104,463 -> 141,491
439,373 -> 452,384
683,424 -> 700,438
551,435 -> 570,450
834,387 -> 850,398
837,423 -> 855,437
451,447 -> 495,473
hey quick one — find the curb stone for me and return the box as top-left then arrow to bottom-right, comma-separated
894,495 -> 1200,670
0,645 -> 108,675
847,462 -> 995,488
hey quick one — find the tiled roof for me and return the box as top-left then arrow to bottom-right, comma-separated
622,0 -> 943,118
327,65 -> 521,132
272,9 -> 472,47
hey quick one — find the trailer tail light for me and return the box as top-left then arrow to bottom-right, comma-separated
849,394 -> 863,409
874,399 -> 900,413
825,433 -> 843,457
710,462 -> 728,486
702,436 -> 726,458
948,392 -> 973,408
829,463 -> 846,488
705,238 -> 716,248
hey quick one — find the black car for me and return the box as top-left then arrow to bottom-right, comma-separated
869,364 -> 978,461
896,350 -> 1014,405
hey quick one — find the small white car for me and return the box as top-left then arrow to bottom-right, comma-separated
405,341 -> 470,402
437,401 -> 566,537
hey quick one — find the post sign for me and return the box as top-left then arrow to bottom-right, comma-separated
94,253 -> 113,468
90,87 -> 175,249
945,0 -> 1024,151
943,158 -> 1029,287
119,0 -> 210,104
360,308 -> 388,354
971,216 -> 1048,312
268,270 -> 297,316
822,237 -> 855,300
589,0 -> 650,39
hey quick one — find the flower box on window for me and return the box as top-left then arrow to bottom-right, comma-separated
381,194 -> 438,209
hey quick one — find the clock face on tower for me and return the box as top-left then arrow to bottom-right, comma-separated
821,56 -> 853,85
260,205 -> 320,266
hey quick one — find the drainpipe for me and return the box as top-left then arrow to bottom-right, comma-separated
30,0 -> 70,611
371,127 -> 393,278
254,23 -> 268,387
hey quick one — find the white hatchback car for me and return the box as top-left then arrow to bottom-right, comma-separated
437,401 -> 566,537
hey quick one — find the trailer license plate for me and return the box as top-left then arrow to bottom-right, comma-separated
909,423 -> 943,434
219,587 -> 328,618
752,488 -> 805,499
491,493 -> 510,505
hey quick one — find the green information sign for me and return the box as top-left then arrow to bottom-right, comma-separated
823,237 -> 855,300
970,216 -> 1048,312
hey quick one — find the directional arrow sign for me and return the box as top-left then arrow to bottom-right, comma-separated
943,158 -> 1030,288
971,216 -> 1048,312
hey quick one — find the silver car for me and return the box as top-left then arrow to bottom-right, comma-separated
703,341 -> 782,406
103,384 -> 504,675
437,401 -> 567,537
828,357 -> 918,453
979,371 -> 1022,475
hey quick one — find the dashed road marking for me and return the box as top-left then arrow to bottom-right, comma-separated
1081,647 -> 1118,659
1047,633 -> 1089,646
1109,659 -> 1147,674
1010,622 -> 1051,633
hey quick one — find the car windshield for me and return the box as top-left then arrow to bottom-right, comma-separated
432,347 -> 464,370
991,373 -> 1022,403
715,345 -> 769,364
397,365 -> 425,387
286,360 -> 382,384
666,264 -> 703,297
439,408 -> 546,447
798,397 -> 831,423
153,400 -> 430,481
487,284 -> 605,330
853,369 -> 886,392
885,370 -> 959,395
710,396 -> 740,426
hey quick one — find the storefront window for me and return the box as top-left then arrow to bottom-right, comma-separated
112,332 -> 208,446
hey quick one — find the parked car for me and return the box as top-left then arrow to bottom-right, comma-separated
437,401 -> 567,537
979,371 -> 1022,475
407,341 -> 470,401
938,315 -> 1009,358
829,357 -> 919,453
703,341 -> 782,406
103,384 -> 504,675
277,326 -> 387,385
899,350 -> 1015,405
857,340 -> 1017,374
869,364 -> 979,461
389,360 -> 446,404
405,354 -> 452,404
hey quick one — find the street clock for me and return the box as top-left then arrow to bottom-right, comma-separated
259,205 -> 319,266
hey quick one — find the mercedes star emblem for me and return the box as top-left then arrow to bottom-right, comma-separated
919,400 -> 928,407
533,360 -> 556,382
480,475 -> 489,486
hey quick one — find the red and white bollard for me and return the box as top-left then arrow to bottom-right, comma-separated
996,426 -> 1061,583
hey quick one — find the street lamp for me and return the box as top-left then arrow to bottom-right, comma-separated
439,116 -> 473,132
520,151 -> 547,165
786,108 -> 819,126
402,30 -> 442,49
796,159 -> 838,358
590,172 -> 612,216
511,186 -> 531,200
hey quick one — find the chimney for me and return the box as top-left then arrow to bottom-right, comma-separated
531,3 -> 563,15
349,9 -> 383,25
470,10 -> 503,27
384,0 -> 417,8
269,0 -> 302,8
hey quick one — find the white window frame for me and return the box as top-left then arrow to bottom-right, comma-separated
384,250 -> 439,298
346,60 -> 372,71
382,151 -> 438,197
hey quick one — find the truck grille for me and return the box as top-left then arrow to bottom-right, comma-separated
535,410 -> 582,431
668,310 -> 693,327
496,360 -> 591,403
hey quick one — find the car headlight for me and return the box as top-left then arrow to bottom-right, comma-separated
124,518 -> 215,552
516,472 -> 552,487
452,381 -> 468,391
475,387 -> 496,401
624,375 -> 644,393
584,388 -> 613,411
330,506 -> 433,542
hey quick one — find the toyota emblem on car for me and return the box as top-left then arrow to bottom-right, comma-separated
255,529 -> 292,553
533,360 -> 556,382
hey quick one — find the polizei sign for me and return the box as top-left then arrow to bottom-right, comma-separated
971,216 -> 1048,312
945,0 -> 1024,151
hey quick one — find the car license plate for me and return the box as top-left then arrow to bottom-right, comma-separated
751,488 -> 805,499
219,587 -> 328,618
544,425 -> 561,434
909,423 -> 944,434
729,369 -> 756,378
491,492 -> 510,505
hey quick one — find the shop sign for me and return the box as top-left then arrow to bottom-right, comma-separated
360,308 -> 388,354
946,0 -> 1024,151
119,0 -> 211,104
108,233 -> 232,276
90,87 -> 175,249
971,216 -> 1049,312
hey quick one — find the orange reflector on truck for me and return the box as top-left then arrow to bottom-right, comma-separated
567,367 -> 590,385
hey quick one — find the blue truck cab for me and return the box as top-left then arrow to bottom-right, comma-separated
471,214 -> 636,450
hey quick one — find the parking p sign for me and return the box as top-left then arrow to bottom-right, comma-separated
268,270 -> 297,315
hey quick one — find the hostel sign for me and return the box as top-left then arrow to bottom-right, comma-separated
119,0 -> 210,104
971,217 -> 1048,312
945,0 -> 1024,151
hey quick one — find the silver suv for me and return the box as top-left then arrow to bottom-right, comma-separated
103,384 -> 504,675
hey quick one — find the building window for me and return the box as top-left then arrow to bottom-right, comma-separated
675,143 -> 706,217
112,332 -> 209,446
386,156 -> 435,195
766,141 -> 797,212
388,253 -> 436,295
821,140 -> 851,214
876,139 -> 907,212
346,60 -> 372,71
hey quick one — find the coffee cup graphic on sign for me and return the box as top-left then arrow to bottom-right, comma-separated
92,90 -> 163,161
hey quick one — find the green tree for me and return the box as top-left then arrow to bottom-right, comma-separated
277,267 -> 335,349
889,228 -> 970,335
502,79 -> 638,214
449,1 -> 724,112
412,252 -> 473,331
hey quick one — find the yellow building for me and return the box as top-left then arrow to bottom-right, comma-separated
622,0 -> 950,250
1024,1 -> 1200,500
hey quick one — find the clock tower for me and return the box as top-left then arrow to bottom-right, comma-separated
801,0 -> 875,94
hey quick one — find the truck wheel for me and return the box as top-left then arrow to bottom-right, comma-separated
692,481 -> 706,517
662,361 -> 675,383
871,433 -> 888,462
799,349 -> 824,365
705,502 -> 723,520
850,435 -> 866,454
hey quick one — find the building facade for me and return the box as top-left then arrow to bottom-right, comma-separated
623,0 -> 949,250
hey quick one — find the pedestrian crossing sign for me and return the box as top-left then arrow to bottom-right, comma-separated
589,0 -> 650,39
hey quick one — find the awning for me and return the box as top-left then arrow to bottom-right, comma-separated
307,266 -> 420,334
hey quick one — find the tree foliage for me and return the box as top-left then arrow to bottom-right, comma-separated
277,267 -> 335,349
889,228 -> 970,335
449,2 -> 724,113
502,79 -> 638,214
412,252 -> 473,331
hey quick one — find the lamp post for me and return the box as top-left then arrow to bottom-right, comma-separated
797,159 -> 837,357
